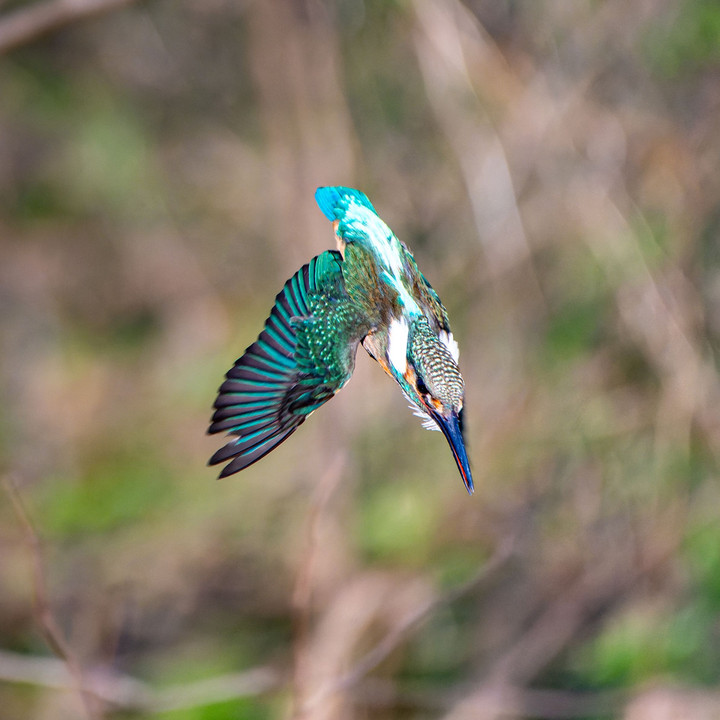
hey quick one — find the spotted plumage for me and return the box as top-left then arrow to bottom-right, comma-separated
209,186 -> 473,493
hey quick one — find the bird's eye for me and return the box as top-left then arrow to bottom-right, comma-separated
416,377 -> 429,396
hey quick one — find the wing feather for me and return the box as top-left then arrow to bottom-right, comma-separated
209,250 -> 364,476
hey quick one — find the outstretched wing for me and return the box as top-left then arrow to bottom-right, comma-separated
209,250 -> 363,477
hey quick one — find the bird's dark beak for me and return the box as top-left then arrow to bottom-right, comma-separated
433,408 -> 474,495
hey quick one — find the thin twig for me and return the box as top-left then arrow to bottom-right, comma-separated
3,476 -> 102,719
0,0 -> 139,55
290,452 -> 347,717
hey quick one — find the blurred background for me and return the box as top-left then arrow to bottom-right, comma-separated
1,0 -> 720,718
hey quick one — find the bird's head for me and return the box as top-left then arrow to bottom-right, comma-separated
384,316 -> 474,494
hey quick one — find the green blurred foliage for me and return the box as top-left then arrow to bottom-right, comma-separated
644,0 -> 720,77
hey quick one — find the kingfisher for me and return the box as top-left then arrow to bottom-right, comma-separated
208,186 -> 473,493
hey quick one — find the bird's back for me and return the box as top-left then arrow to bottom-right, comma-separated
315,187 -> 451,336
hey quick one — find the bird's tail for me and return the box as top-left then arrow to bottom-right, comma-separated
315,186 -> 378,222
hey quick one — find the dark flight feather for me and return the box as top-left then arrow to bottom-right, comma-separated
209,250 -> 363,477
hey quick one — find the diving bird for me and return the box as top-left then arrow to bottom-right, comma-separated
208,186 -> 473,493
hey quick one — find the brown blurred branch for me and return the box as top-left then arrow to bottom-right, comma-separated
3,476 -> 102,719
0,648 -> 153,708
0,648 -> 280,711
413,0 -> 547,309
291,451 -> 347,717
0,0 -> 140,55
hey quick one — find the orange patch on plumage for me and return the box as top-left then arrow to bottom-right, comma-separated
403,365 -> 417,385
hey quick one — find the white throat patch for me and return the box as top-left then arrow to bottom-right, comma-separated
387,317 -> 409,374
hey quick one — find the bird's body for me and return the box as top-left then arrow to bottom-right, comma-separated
209,187 -> 473,493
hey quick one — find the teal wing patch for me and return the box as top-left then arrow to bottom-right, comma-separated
209,251 -> 359,477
